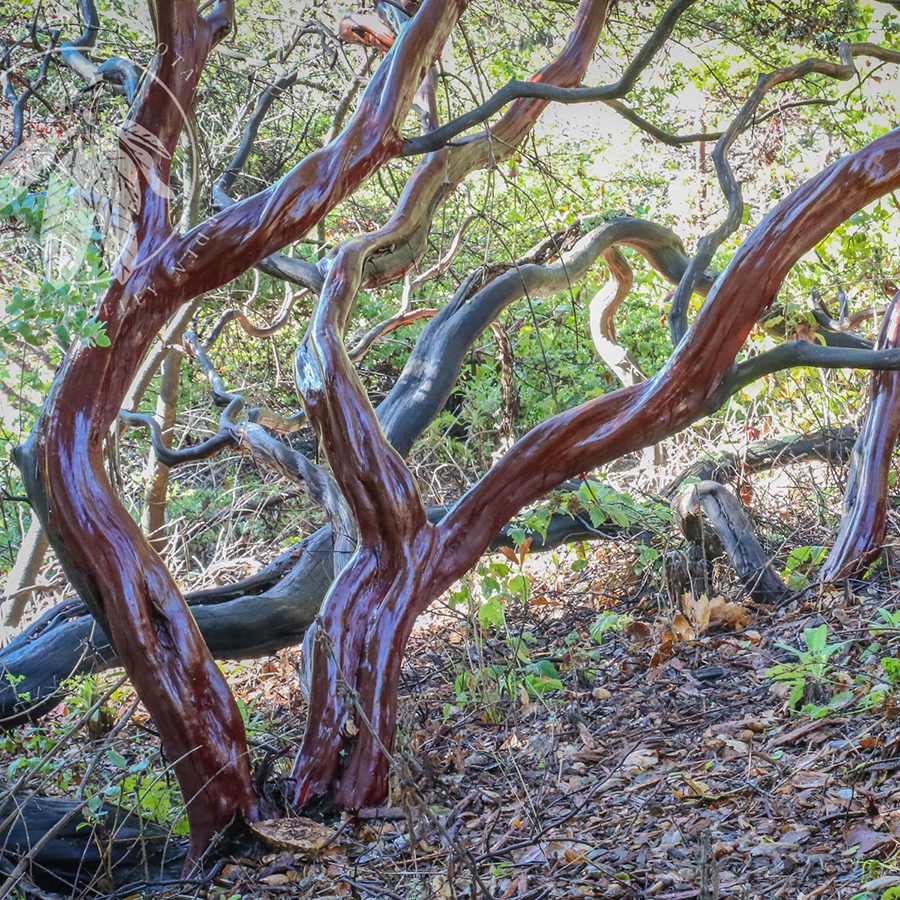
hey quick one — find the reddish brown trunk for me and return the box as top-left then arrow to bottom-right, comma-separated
289,0 -> 622,811
291,128 -> 900,812
24,270 -> 258,863
821,291 -> 900,580
19,0 -> 473,854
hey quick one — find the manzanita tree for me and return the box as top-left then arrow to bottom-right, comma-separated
4,0 -> 900,868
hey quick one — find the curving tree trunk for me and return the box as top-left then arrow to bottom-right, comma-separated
13,0 -> 475,861
821,292 -> 900,580
9,0 -> 900,867
288,125 -> 900,809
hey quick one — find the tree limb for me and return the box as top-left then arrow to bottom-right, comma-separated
400,0 -> 701,157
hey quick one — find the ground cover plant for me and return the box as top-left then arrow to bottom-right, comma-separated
2,0 -> 900,894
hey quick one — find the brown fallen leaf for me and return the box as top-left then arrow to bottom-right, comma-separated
845,822 -> 893,856
625,620 -> 652,642
497,546 -> 519,564
682,592 -> 711,634
671,612 -> 696,642
650,638 -> 674,668
708,598 -> 751,631
682,592 -> 750,634
250,817 -> 339,858
575,719 -> 595,750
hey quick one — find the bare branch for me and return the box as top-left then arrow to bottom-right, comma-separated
440,127 -> 900,576
401,0 -> 701,157
601,96 -> 838,147
213,71 -> 300,199
347,307 -> 439,361
668,44 -> 858,343
119,410 -> 239,465
718,341 -> 900,401
204,286 -> 305,349
589,247 -> 646,387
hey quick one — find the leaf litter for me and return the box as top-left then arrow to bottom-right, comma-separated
198,545 -> 900,900
5,545 -> 900,899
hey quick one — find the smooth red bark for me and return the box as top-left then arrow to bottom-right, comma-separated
292,123 -> 900,810
290,0 -> 622,809
821,291 -> 900,580
20,0 -> 900,846
22,0 -> 471,860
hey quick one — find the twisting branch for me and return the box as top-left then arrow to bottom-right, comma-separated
291,0 -> 617,810
347,306 -> 439,361
812,295 -> 885,335
601,96 -> 838,148
400,0 -> 701,156
440,127 -> 900,583
59,0 -> 141,101
602,99 -> 722,147
714,341 -> 900,403
0,31 -> 58,166
668,44 -> 857,343
180,0 -> 471,294
119,410 -> 239,465
588,246 -> 646,387
204,285 -> 305,349
13,0 -> 258,864
213,71 -> 300,198
181,332 -> 357,573
848,42 -> 900,65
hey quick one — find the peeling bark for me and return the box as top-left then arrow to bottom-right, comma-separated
821,292 -> 900,580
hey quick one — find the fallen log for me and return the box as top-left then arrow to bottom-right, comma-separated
0,793 -> 184,892
673,480 -> 793,605
0,507 -> 607,725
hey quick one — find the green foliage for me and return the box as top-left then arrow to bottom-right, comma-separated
0,175 -> 111,349
98,752 -> 189,834
780,545 -> 828,591
574,480 -> 673,532
854,858 -> 900,900
766,624 -> 846,711
446,560 -> 563,719
589,611 -> 633,645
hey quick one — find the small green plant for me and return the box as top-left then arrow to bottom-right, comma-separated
446,559 -> 563,719
82,749 -> 188,835
574,480 -> 673,532
870,607 -> 900,637
766,624 -> 845,710
589,611 -> 632,644
852,858 -> 900,899
780,545 -> 827,591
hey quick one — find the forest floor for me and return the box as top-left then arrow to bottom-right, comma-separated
215,556 -> 900,900
4,468 -> 900,900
